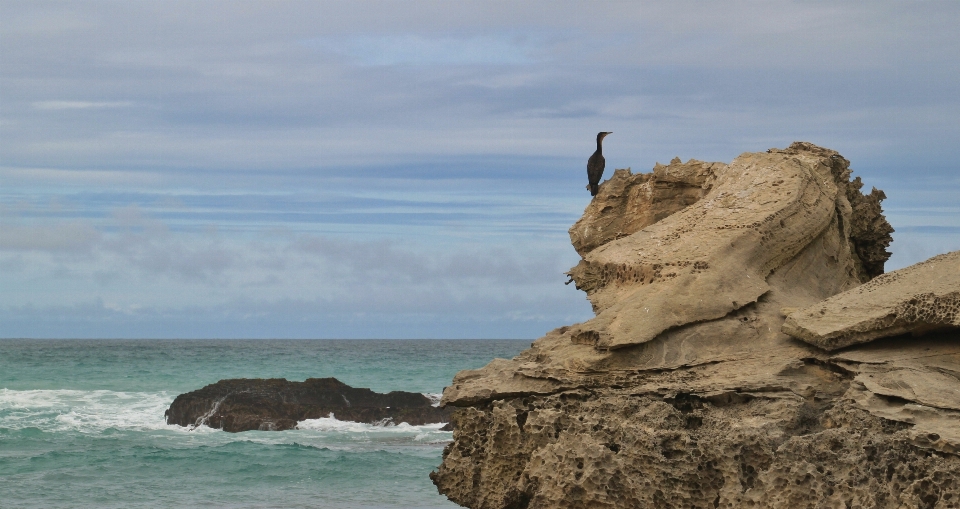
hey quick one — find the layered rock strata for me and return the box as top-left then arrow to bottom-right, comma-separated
166,377 -> 450,432
564,143 -> 883,350
783,250 -> 960,350
432,143 -> 960,508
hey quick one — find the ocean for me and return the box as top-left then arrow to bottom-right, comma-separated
0,339 -> 530,509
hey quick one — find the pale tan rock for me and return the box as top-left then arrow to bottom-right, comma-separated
432,337 -> 960,508
430,144 -> 960,509
439,143 -> 892,412
783,250 -> 960,350
566,142 -> 879,349
830,334 -> 960,453
568,158 -> 723,257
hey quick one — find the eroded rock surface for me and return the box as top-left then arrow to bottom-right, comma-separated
431,143 -> 960,508
568,158 -> 724,257
565,142 -> 886,349
783,250 -> 960,350
165,377 -> 450,432
433,358 -> 960,508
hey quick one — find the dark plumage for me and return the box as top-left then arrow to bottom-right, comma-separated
587,131 -> 612,196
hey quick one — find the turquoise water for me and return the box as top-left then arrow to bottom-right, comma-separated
0,339 -> 530,508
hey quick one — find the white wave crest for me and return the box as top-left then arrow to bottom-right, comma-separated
0,388 -> 180,433
296,413 -> 449,435
423,393 -> 443,407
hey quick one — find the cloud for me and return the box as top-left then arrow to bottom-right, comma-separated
2,1 -> 959,338
0,222 -> 101,252
0,166 -> 161,186
32,101 -> 134,110
309,34 -> 541,66
4,1 -> 960,174
0,206 -> 588,324
887,230 -> 960,271
0,294 -> 584,339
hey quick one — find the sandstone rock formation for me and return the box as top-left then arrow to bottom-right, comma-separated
783,250 -> 960,350
431,143 -> 960,508
165,377 -> 450,432
564,142 -> 884,350
568,158 -> 724,257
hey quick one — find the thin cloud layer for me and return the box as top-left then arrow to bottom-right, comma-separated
0,207 -> 585,338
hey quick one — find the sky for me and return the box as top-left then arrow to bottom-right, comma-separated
2,1 -> 959,339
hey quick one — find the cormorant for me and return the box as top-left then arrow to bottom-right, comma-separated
587,131 -> 612,196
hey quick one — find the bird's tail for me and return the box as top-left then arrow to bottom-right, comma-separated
590,183 -> 598,196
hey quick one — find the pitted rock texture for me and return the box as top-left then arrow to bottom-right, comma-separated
844,176 -> 894,279
568,158 -> 724,257
783,250 -> 960,350
565,142 -> 892,349
432,377 -> 960,508
432,143 -> 960,508
165,377 -> 450,432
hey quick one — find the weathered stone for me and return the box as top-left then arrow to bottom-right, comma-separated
432,367 -> 960,509
844,177 -> 895,279
783,250 -> 960,350
568,158 -> 723,257
432,143 -> 960,508
565,142 -> 887,350
165,377 -> 450,432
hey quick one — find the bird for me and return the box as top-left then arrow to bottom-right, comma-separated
587,132 -> 612,196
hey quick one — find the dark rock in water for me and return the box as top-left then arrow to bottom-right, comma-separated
165,377 -> 451,432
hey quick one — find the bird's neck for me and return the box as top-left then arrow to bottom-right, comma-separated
596,137 -> 604,152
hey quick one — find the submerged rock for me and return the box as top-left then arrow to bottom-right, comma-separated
432,143 -> 960,508
165,377 -> 451,432
783,250 -> 960,350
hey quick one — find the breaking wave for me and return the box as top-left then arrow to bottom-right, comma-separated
0,388 -> 176,433
295,413 -> 451,443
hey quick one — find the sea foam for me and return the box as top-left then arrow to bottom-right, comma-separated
0,388 -> 176,433
297,413 -> 449,434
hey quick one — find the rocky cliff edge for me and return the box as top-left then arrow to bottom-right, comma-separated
431,142 -> 960,508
